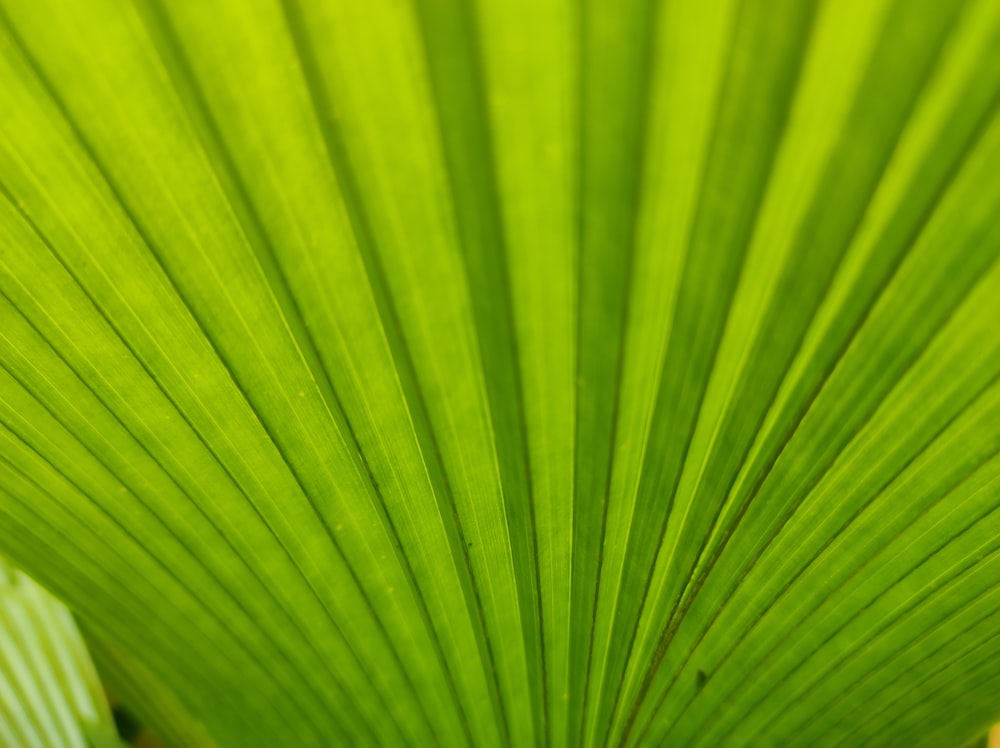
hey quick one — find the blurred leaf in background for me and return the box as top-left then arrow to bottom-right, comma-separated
0,559 -> 122,748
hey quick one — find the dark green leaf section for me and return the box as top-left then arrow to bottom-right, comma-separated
572,0 -> 660,744
0,0 -> 998,746
587,0 -> 818,742
86,626 -> 217,748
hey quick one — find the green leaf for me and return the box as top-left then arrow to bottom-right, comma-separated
0,559 -> 123,748
84,626 -> 217,748
0,0 -> 998,745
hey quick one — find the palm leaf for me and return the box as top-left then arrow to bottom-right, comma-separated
0,0 -> 998,745
0,559 -> 122,748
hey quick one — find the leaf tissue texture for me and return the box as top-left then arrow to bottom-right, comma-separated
0,0 -> 998,745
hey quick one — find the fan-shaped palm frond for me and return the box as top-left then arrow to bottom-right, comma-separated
0,0 -> 998,745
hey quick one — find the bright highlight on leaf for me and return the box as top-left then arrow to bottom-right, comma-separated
0,559 -> 122,748
0,0 -> 998,745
